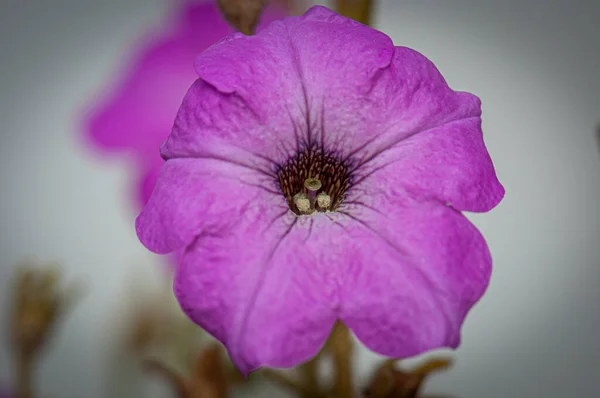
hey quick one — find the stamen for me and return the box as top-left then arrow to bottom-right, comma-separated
293,193 -> 311,214
316,192 -> 331,210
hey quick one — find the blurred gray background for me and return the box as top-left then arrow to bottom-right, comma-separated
1,0 -> 599,397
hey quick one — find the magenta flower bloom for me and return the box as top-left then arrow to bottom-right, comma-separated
84,1 -> 285,206
136,6 -> 504,374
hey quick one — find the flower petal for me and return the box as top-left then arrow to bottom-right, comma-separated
161,6 -> 395,162
137,162 -> 162,205
160,75 -> 301,166
353,116 -> 504,213
175,214 -> 341,374
340,46 -> 484,160
84,1 -> 285,206
165,6 -> 485,169
161,25 -> 306,164
85,1 -> 285,155
336,197 -> 492,357
85,0 -> 220,156
135,157 -> 280,254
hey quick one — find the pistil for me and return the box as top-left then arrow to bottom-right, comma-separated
304,178 -> 322,209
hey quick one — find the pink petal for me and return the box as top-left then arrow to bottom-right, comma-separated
164,7 -> 484,176
84,1 -> 286,206
85,28 -> 203,155
342,46 -> 484,159
136,157 -> 280,254
162,6 -> 395,162
336,196 -> 492,357
175,213 -> 341,374
137,162 -> 162,206
354,116 -> 505,213
160,76 -> 303,166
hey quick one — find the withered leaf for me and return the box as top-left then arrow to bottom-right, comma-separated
363,358 -> 453,398
144,343 -> 230,398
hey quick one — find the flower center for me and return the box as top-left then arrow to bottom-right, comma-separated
277,147 -> 351,215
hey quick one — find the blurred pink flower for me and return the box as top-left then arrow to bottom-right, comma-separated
84,0 -> 286,207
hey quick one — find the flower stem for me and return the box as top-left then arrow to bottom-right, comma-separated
261,369 -> 314,397
143,359 -> 189,397
15,352 -> 34,398
334,0 -> 375,26
330,322 -> 354,398
298,355 -> 322,398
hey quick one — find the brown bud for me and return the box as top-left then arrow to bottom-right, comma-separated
217,0 -> 268,35
335,0 -> 374,26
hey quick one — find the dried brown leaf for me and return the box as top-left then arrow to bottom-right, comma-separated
363,357 -> 453,398
10,264 -> 84,398
190,344 -> 229,398
11,265 -> 83,358
144,343 -> 230,398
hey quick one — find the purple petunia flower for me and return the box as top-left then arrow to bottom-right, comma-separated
136,6 -> 505,374
84,0 -> 285,207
